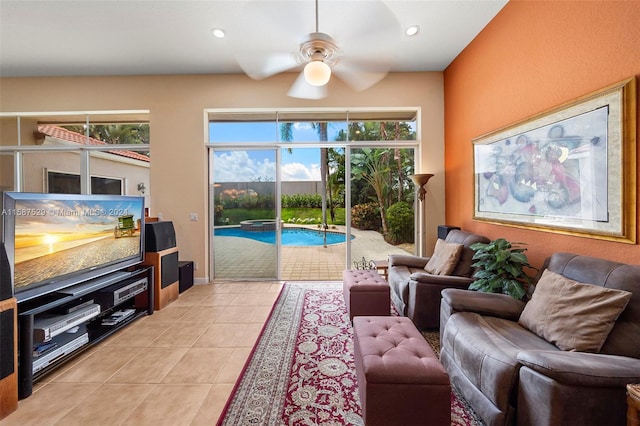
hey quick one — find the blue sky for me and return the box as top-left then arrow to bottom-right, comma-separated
210,121 -> 346,182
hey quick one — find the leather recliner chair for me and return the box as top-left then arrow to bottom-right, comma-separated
387,229 -> 489,329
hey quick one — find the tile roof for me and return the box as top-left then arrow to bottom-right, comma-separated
37,125 -> 151,163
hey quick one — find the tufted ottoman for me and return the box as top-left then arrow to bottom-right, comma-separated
343,269 -> 390,321
352,316 -> 451,426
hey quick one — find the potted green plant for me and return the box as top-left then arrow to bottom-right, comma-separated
468,238 -> 536,300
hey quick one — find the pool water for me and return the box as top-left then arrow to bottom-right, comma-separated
214,227 -> 353,246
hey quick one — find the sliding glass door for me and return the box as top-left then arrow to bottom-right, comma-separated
211,149 -> 278,279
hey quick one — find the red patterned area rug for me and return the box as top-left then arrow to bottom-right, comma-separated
217,282 -> 484,426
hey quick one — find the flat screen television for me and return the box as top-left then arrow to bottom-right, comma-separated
1,192 -> 145,302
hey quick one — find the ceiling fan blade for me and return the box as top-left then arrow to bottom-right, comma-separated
287,71 -> 328,100
332,58 -> 390,92
322,0 -> 401,54
303,0 -> 399,93
227,1 -> 308,80
233,51 -> 299,80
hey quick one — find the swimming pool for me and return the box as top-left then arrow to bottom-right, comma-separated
214,227 -> 353,246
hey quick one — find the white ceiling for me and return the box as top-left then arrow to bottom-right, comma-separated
0,0 -> 508,78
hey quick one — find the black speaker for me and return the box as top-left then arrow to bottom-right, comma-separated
0,308 -> 14,379
437,225 -> 460,240
160,251 -> 179,289
178,261 -> 194,293
145,221 -> 176,252
0,242 -> 12,301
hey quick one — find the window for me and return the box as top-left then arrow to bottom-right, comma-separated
209,109 -> 418,144
47,171 -> 123,195
91,176 -> 123,195
47,171 -> 80,194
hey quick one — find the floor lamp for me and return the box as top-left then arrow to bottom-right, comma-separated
410,174 -> 434,256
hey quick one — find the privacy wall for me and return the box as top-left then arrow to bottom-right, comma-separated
444,0 -> 640,268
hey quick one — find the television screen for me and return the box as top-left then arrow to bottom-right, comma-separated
1,192 -> 145,302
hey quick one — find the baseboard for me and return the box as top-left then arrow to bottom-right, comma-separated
194,277 -> 209,285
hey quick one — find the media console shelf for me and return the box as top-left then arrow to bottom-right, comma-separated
16,266 -> 154,399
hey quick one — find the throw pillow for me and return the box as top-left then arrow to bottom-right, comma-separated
518,269 -> 632,352
424,239 -> 463,275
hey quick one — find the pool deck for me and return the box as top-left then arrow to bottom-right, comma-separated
213,224 -> 414,280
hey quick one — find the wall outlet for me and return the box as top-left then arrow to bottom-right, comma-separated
157,212 -> 163,220
194,262 -> 198,270
190,213 -> 198,221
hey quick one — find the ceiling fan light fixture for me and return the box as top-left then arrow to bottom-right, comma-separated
211,28 -> 225,39
405,25 -> 420,36
303,60 -> 331,86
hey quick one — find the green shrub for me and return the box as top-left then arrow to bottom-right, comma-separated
385,201 -> 414,244
351,202 -> 381,230
281,193 -> 322,208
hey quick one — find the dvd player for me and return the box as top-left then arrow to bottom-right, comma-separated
95,277 -> 148,310
33,327 -> 89,374
33,303 -> 101,342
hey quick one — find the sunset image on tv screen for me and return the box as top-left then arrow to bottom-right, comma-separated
11,198 -> 143,289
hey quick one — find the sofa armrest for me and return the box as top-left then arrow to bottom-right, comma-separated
388,254 -> 429,269
441,288 -> 526,321
518,350 -> 640,387
409,273 -> 473,286
407,275 -> 475,329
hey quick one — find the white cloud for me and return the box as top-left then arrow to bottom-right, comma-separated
293,122 -> 314,131
213,151 -> 276,182
213,151 -> 321,182
281,162 -> 321,181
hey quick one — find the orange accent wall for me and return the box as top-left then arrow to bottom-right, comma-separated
444,0 -> 640,269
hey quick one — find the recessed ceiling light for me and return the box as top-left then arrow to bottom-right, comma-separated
405,25 -> 420,37
211,28 -> 225,39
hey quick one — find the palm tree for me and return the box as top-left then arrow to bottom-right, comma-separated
351,148 -> 391,235
317,123 -> 329,228
380,121 -> 416,204
280,120 -> 414,237
63,124 -> 150,156
63,124 -> 149,145
280,122 -> 332,227
338,121 -> 415,206
326,148 -> 345,222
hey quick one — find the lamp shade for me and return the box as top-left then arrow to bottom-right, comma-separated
304,60 -> 331,86
410,174 -> 434,187
410,173 -> 434,201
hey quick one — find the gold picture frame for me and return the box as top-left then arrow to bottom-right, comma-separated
473,77 -> 636,243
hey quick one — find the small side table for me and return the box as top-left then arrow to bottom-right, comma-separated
628,383 -> 640,426
373,259 -> 389,281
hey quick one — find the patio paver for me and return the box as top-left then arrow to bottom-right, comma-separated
213,225 -> 413,281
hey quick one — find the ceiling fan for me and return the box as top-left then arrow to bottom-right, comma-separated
229,0 -> 401,100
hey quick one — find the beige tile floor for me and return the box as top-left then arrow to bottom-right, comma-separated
3,281 -> 284,426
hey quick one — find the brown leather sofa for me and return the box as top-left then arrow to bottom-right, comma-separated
440,252 -> 640,426
387,229 -> 489,329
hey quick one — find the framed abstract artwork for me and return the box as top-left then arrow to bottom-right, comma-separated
473,77 -> 636,243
